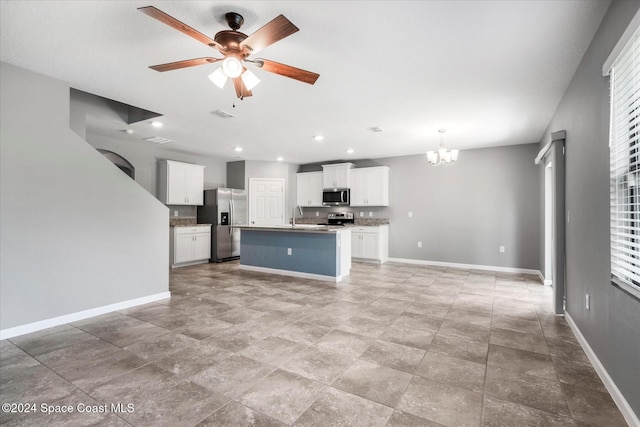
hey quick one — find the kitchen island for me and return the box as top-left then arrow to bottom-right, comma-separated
234,225 -> 351,283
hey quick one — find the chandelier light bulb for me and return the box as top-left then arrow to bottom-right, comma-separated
451,149 -> 459,162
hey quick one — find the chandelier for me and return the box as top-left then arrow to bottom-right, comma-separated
427,129 -> 459,166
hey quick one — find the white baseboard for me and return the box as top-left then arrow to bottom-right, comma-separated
388,257 -> 542,277
0,291 -> 171,340
239,264 -> 347,283
565,313 -> 640,427
537,270 -> 553,286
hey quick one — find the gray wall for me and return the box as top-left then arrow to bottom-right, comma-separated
70,90 -> 227,218
538,0 -> 640,414
0,62 -> 169,330
227,161 -> 246,189
300,144 -> 540,270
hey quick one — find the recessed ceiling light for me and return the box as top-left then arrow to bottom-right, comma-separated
313,135 -> 324,141
277,156 -> 284,161
234,147 -> 243,152
123,129 -> 134,134
346,148 -> 354,154
151,121 -> 163,128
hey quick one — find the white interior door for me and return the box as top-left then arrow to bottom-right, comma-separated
249,178 -> 285,226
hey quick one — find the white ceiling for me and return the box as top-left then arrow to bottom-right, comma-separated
0,1 -> 610,164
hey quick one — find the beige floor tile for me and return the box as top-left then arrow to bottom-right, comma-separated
0,262 -> 627,427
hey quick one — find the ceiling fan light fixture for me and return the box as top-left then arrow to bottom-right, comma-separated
222,57 -> 242,78
241,69 -> 261,90
208,68 -> 228,88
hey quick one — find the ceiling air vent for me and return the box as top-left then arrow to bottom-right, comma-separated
368,126 -> 384,133
211,109 -> 235,119
143,136 -> 173,144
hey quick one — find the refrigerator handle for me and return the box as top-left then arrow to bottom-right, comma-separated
229,199 -> 234,235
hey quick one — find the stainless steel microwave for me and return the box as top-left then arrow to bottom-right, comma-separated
322,188 -> 350,206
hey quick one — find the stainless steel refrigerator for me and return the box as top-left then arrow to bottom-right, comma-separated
197,188 -> 247,262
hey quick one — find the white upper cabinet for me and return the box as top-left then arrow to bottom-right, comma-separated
350,166 -> 389,206
322,163 -> 354,189
159,160 -> 204,205
296,172 -> 323,207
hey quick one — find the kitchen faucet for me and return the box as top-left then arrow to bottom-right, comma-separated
292,205 -> 303,226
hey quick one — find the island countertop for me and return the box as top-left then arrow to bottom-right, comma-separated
233,224 -> 346,233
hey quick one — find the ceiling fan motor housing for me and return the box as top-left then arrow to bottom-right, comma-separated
214,30 -> 249,56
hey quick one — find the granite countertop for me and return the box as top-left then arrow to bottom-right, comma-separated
170,217 -> 197,226
295,218 -> 390,226
234,224 -> 346,233
169,217 -> 212,227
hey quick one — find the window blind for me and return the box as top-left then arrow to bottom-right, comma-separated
609,25 -> 640,300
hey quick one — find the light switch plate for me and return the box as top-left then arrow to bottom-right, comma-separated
369,212 -> 373,217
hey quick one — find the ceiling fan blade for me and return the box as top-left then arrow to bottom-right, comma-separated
138,6 -> 222,50
240,15 -> 299,54
233,77 -> 253,99
256,59 -> 319,85
149,57 -> 221,72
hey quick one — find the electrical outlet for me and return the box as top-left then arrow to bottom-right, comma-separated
174,211 -> 178,217
567,210 -> 571,224
408,211 -> 413,218
369,212 -> 373,217
418,241 -> 422,248
359,212 -> 364,217
499,246 -> 505,253
586,294 -> 590,310
287,248 -> 292,256
316,211 -> 319,217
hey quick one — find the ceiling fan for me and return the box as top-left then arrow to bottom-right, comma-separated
138,6 -> 320,99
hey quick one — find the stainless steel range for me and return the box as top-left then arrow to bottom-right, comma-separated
323,212 -> 355,226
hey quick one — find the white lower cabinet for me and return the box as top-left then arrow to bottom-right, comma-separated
170,225 -> 211,268
350,225 -> 389,263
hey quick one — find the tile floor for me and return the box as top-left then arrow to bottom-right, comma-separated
0,261 -> 628,426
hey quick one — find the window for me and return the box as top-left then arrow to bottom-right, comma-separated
608,22 -> 640,300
